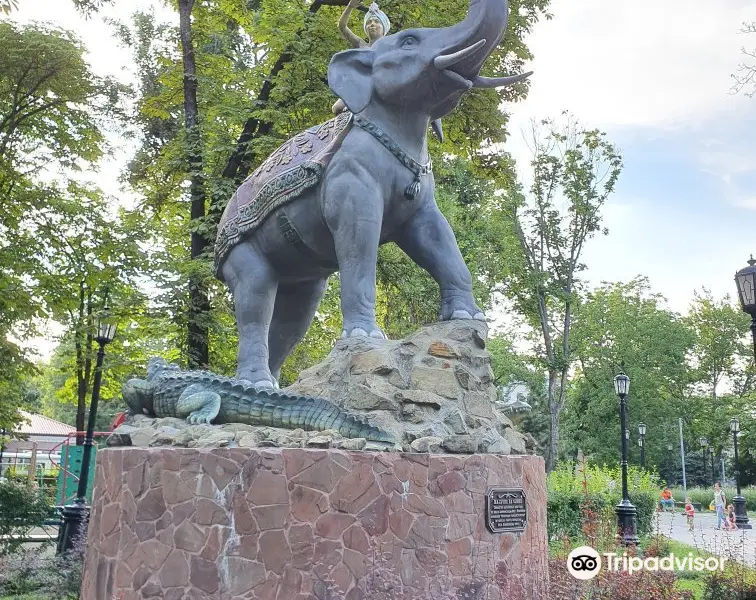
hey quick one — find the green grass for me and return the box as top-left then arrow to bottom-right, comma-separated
675,578 -> 705,599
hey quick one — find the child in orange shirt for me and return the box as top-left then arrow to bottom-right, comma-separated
684,498 -> 695,531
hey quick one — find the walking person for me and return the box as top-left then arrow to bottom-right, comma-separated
713,482 -> 727,530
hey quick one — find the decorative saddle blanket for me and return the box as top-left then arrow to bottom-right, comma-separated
214,110 -> 353,276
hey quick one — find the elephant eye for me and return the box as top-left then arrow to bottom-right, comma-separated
400,36 -> 418,49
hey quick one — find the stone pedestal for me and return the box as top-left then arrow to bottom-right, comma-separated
81,448 -> 547,600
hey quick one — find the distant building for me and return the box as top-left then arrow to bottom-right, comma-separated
0,410 -> 76,476
496,382 -> 533,415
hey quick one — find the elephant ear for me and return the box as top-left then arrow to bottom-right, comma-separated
328,48 -> 374,114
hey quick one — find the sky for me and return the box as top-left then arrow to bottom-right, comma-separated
506,0 -> 756,313
11,0 -> 756,356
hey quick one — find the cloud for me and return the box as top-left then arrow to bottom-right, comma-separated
732,196 -> 756,209
510,0 -> 756,129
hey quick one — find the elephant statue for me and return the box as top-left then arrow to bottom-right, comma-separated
214,0 -> 531,388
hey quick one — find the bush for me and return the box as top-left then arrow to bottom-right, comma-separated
0,480 -> 52,556
549,557 -> 693,600
702,562 -> 756,600
548,462 -> 661,540
0,542 -> 83,599
670,486 -> 756,512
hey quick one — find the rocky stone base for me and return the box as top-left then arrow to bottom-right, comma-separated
108,415 -> 380,451
82,447 -> 547,600
287,320 -> 529,454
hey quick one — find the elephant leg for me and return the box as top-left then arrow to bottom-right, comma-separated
221,243 -> 279,388
393,202 -> 485,321
267,278 -> 329,383
323,176 -> 385,339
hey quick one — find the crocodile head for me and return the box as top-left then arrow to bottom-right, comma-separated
123,378 -> 156,416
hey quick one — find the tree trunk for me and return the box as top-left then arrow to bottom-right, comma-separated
546,370 -> 559,472
178,0 -> 209,369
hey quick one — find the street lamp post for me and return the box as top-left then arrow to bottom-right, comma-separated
0,428 -> 5,478
729,418 -> 751,529
638,423 -> 646,469
57,308 -> 117,554
710,446 -> 716,488
614,371 -> 638,545
699,437 -> 708,487
735,256 -> 756,362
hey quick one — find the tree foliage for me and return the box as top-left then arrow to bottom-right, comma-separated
684,289 -> 752,401
733,21 -> 756,97
0,21 -> 130,432
504,112 -> 623,472
564,277 -> 695,467
0,0 -> 17,15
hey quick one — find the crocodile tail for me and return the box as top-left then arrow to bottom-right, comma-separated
217,387 -> 395,444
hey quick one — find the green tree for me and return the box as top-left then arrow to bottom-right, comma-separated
0,21 -> 125,432
563,277 -> 695,468
505,113 -> 623,472
488,333 -> 550,453
685,289 -> 751,401
19,185 -> 148,439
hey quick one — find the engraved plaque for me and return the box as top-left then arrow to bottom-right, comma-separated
485,487 -> 527,533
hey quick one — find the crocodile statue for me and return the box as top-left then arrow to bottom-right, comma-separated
122,357 -> 395,444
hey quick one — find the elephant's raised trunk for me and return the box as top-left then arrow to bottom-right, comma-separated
434,0 -> 511,79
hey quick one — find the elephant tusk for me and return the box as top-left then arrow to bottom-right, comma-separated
472,71 -> 533,88
433,39 -> 487,71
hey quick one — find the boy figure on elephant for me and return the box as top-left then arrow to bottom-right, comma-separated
332,1 -> 392,115
332,1 -> 445,141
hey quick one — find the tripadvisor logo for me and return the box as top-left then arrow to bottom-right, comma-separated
567,546 -> 602,580
567,546 -> 726,579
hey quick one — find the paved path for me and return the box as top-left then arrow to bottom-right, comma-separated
653,511 -> 756,566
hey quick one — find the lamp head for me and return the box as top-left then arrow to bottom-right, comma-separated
735,255 -> 756,315
614,372 -> 630,397
95,306 -> 118,345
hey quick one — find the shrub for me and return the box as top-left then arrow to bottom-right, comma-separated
0,479 -> 52,556
549,557 -> 694,600
0,541 -> 83,599
548,462 -> 660,540
702,562 -> 756,600
670,486 -> 756,512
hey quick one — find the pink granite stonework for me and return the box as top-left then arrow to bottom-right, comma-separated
81,448 -> 547,600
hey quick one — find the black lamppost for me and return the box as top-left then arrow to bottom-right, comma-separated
700,437 -> 708,486
710,445 -> 717,487
0,428 -> 5,478
57,307 -> 117,554
735,256 -> 756,362
729,417 -> 751,529
614,371 -> 638,545
638,423 -> 646,469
